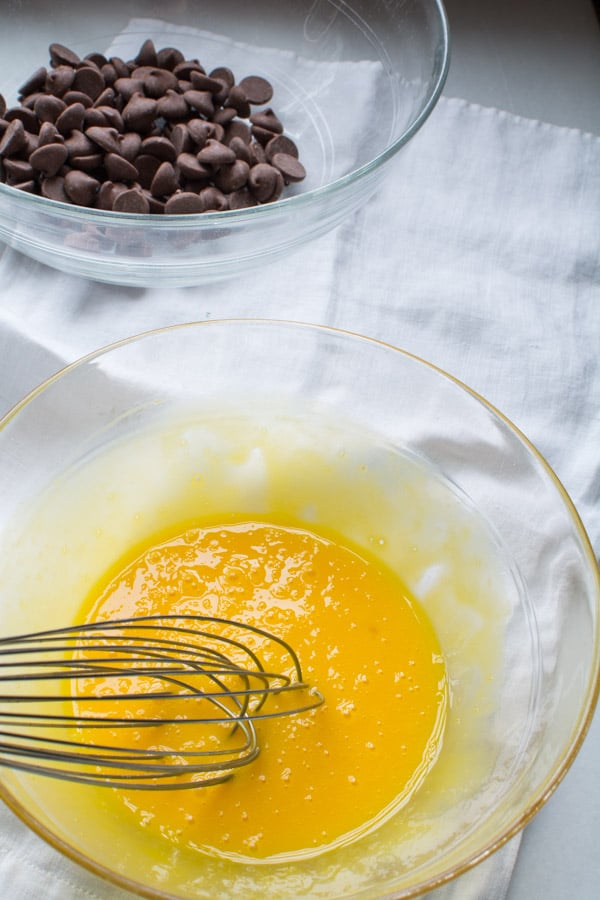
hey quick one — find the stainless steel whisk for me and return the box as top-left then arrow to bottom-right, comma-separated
0,614 -> 324,790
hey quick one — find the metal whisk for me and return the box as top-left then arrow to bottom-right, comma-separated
0,614 -> 324,790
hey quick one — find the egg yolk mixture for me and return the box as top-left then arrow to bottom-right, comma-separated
76,521 -> 447,861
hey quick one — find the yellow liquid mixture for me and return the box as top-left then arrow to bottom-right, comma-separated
76,520 -> 448,862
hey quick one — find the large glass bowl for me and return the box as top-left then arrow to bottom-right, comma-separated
0,0 -> 449,286
0,320 -> 598,900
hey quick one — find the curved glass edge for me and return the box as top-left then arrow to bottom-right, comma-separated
0,316 -> 598,900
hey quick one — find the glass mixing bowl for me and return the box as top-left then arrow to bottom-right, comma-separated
0,0 -> 449,286
0,320 -> 598,899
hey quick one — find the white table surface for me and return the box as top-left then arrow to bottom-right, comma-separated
0,2 -> 598,899
444,2 -> 600,899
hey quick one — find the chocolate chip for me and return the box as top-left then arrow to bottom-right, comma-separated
34,94 -> 67,124
0,95 -> 6,118
118,131 -> 142,162
101,63 -> 118,87
210,66 -> 235,89
176,152 -> 211,180
187,118 -> 213,148
155,89 -> 189,120
225,120 -> 252,145
189,71 -> 223,94
250,107 -> 283,134
83,108 -> 109,128
271,152 -> 306,184
109,56 -> 130,79
112,187 -> 150,213
135,153 -> 161,189
164,191 -> 205,214
113,77 -> 145,102
19,67 -> 48,98
183,90 -> 214,119
170,123 -> 191,155
150,160 -> 178,197
97,179 -> 127,210
248,162 -> 283,203
49,43 -> 80,68
104,152 -> 138,182
70,153 -> 103,172
213,106 -> 237,126
85,52 -> 108,68
198,186 -> 229,212
141,135 -> 177,163
229,187 -> 258,210
46,65 -> 75,98
2,158 -> 34,185
65,129 -> 95,157
228,136 -> 251,164
122,93 -> 157,132
41,175 -> 70,202
197,139 -> 236,167
64,169 -> 100,206
13,179 -> 37,193
72,66 -> 105,102
156,47 -> 185,71
29,142 -> 69,177
238,75 -> 273,106
38,121 -> 63,147
56,102 -> 86,135
63,90 -> 93,109
4,106 -> 39,132
85,125 -> 121,154
93,87 -> 116,109
214,159 -> 250,193
265,133 -> 299,161
226,85 -> 250,118
135,39 -> 158,68
0,119 -> 27,156
130,66 -> 178,98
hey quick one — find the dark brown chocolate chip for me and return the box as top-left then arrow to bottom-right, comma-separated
41,175 -> 70,202
238,75 -> 273,106
141,135 -> 177,163
213,106 -> 237,126
4,106 -> 39,132
214,159 -> 250,193
135,39 -> 158,68
197,138 -> 236,167
113,77 -> 146,102
156,47 -> 185,71
109,56 -> 130,79
226,85 -> 250,118
229,187 -> 258,210
38,121 -> 63,147
143,189 -> 166,214
29,142 -> 69,177
130,66 -> 179,98
63,90 -> 93,109
34,94 -> 67,124
13,179 -> 37,193
170,123 -> 191,156
72,66 -> 106,102
94,106 -> 124,132
135,153 -> 161,189
271,152 -> 306,183
150,160 -> 178,197
56,102 -> 86,135
85,125 -> 121,154
198,186 -> 229,212
93,87 -> 116,109
83,107 -> 108,128
104,152 -> 138,182
176,152 -> 211,180
64,129 -> 95,157
101,63 -> 118,87
265,133 -> 299,161
248,139 -> 266,165
64,169 -> 100,206
46,65 -> 75,97
2,158 -> 34,185
155,89 -> 189,120
225,119 -> 251,145
164,191 -> 205,214
248,162 -> 283,203
49,43 -> 80,68
187,118 -> 212,148
122,93 -> 157,132
173,59 -> 204,79
112,187 -> 150,213
20,67 -> 48,98
118,131 -> 142,162
97,179 -> 127,210
0,119 -> 27,157
210,66 -> 235,89
85,52 -> 108,68
189,71 -> 223,94
70,153 -> 103,172
228,135 -> 251,164
250,108 -> 283,134
251,124 -> 278,147
183,90 -> 214,119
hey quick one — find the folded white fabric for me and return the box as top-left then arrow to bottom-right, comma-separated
0,24 -> 599,900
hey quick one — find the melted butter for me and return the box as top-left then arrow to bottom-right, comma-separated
76,521 -> 447,861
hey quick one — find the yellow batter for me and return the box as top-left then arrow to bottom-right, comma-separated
76,520 -> 448,861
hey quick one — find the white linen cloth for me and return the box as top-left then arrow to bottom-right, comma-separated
0,30 -> 599,900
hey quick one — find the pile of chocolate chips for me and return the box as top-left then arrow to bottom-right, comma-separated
0,39 -> 306,214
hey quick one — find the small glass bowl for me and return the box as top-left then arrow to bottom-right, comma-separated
0,0 -> 449,286
0,320 -> 598,899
